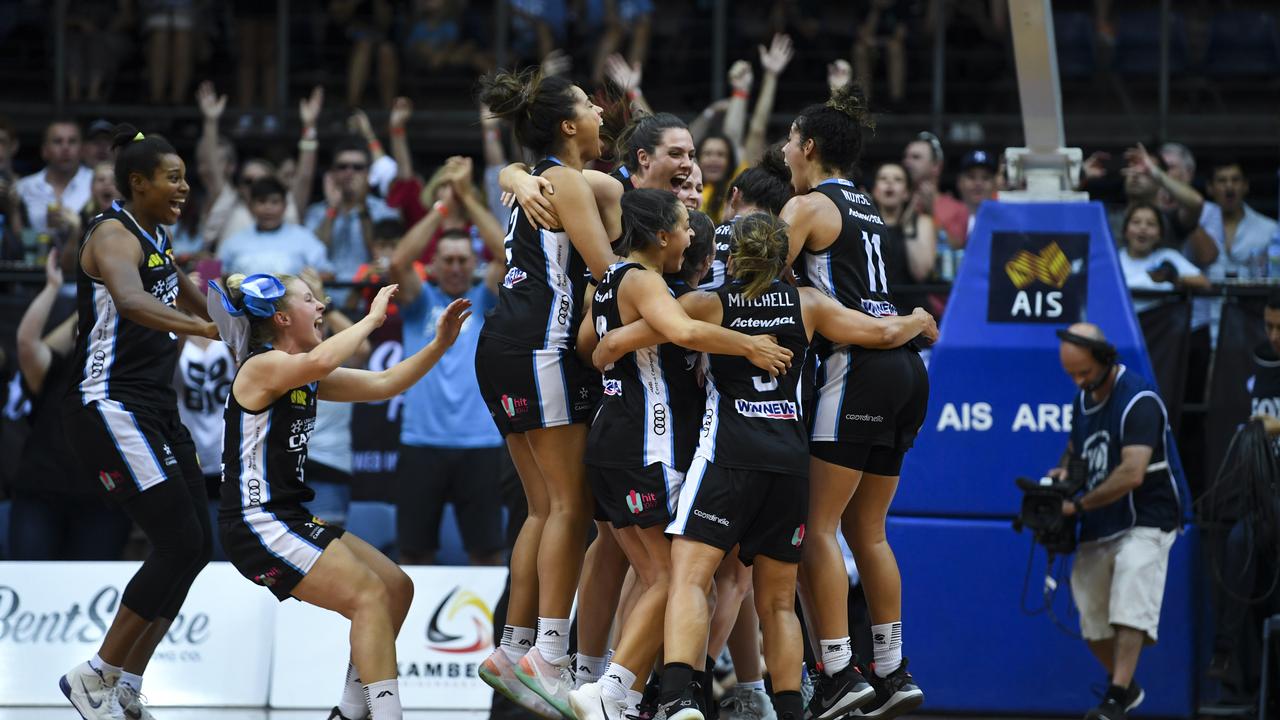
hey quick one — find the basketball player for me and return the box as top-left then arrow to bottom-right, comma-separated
211,274 -> 469,720
568,191 -> 790,720
473,67 -> 622,715
59,125 -> 218,720
781,84 -> 928,719
594,212 -> 935,720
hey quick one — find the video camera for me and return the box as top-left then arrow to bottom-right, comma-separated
1013,459 -> 1087,555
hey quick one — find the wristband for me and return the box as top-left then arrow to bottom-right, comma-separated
368,139 -> 383,154
433,200 -> 450,218
732,89 -> 749,99
325,206 -> 338,221
1072,498 -> 1085,515
390,126 -> 406,138
626,88 -> 639,101
302,125 -> 317,141
298,139 -> 318,152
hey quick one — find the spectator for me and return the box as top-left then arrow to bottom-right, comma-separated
218,177 -> 333,277
871,161 -> 936,314
695,132 -> 738,224
10,250 -> 132,560
141,0 -> 197,105
390,157 -> 508,566
853,0 -> 907,107
1111,143 -> 1206,258
196,81 -> 321,252
955,149 -> 998,239
1199,160 -> 1278,280
65,1 -> 130,103
82,120 -> 117,167
587,0 -> 653,86
306,137 -> 402,295
331,0 -> 399,109
1116,202 -> 1208,313
232,0 -> 280,133
902,131 -> 968,248
17,120 -> 92,235
352,219 -> 429,314
77,161 -> 121,234
0,115 -> 23,255
1158,142 -> 1196,189
1256,292 -> 1280,438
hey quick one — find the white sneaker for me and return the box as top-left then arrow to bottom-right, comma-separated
515,649 -> 576,719
478,648 -> 560,719
115,684 -> 157,720
719,685 -> 776,720
59,662 -> 124,720
569,681 -> 629,720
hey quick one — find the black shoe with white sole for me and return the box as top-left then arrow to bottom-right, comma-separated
656,682 -> 705,720
805,665 -> 874,720
850,660 -> 924,719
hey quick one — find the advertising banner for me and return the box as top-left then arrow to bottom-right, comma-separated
269,565 -> 507,710
0,562 -> 275,706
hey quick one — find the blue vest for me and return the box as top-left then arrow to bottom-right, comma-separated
1070,365 -> 1184,542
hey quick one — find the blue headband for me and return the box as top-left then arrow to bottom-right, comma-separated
207,273 -> 287,318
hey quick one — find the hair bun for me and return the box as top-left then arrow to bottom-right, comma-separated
827,84 -> 875,131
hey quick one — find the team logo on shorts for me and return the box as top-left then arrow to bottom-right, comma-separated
501,394 -> 529,418
791,524 -> 806,547
253,567 -> 282,587
626,489 -> 657,514
603,378 -> 623,396
98,470 -> 122,491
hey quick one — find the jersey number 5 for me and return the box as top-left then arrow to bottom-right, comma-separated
863,230 -> 889,293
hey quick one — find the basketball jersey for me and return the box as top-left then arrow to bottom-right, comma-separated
1251,343 -> 1280,455
220,350 -> 319,517
695,280 -> 809,475
586,262 -> 700,470
609,165 -> 636,193
71,203 -> 181,410
175,339 -> 235,475
481,157 -> 590,351
698,218 -> 737,291
796,179 -> 898,321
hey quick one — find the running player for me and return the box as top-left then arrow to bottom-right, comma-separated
781,84 -> 928,719
473,67 -> 621,715
594,212 -> 935,720
60,125 -> 219,720
211,273 -> 469,720
568,191 -> 790,720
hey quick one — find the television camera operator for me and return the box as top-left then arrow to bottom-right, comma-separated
1050,323 -> 1184,720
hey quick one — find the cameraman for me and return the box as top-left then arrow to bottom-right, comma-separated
1053,323 -> 1183,720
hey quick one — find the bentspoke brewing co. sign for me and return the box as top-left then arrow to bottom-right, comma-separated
987,231 -> 1089,323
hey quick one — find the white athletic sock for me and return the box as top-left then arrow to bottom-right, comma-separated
740,679 -> 765,692
599,662 -> 636,703
871,622 -> 903,677
339,662 -> 368,719
535,617 -> 571,660
576,653 -> 609,684
88,654 -> 121,682
501,625 -> 536,662
118,672 -> 143,695
364,679 -> 402,720
820,637 -> 852,675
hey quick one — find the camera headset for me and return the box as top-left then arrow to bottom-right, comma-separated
1055,329 -> 1117,393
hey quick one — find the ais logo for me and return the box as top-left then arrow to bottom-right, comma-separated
426,586 -> 493,654
987,232 -> 1088,323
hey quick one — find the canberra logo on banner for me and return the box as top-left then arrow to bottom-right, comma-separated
988,231 -> 1088,323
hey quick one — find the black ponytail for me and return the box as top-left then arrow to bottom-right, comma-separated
110,123 -> 177,200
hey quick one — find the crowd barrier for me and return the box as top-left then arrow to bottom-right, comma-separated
0,562 -> 506,710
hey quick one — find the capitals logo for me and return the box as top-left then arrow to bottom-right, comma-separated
503,267 -> 528,289
734,398 -> 798,420
426,586 -> 494,654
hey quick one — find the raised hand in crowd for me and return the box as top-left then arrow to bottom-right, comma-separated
828,58 -> 853,93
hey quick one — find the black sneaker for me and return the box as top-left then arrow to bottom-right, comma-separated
1083,698 -> 1126,720
637,673 -> 661,719
851,660 -> 924,719
1123,682 -> 1144,713
805,665 -> 875,719
326,708 -> 356,720
656,682 -> 705,720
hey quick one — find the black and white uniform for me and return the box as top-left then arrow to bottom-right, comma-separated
609,165 -> 637,193
476,157 -> 596,435
585,262 -> 702,528
1250,343 -> 1280,455
797,179 -> 928,476
667,280 -> 810,564
697,217 -> 738,291
66,203 -> 199,498
175,340 -> 235,486
219,353 -> 344,601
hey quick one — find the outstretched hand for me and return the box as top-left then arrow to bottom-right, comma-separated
196,81 -> 226,120
759,33 -> 794,76
299,85 -> 324,128
434,298 -> 473,347
366,284 -> 400,327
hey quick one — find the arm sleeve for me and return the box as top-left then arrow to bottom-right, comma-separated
1122,395 -> 1164,448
